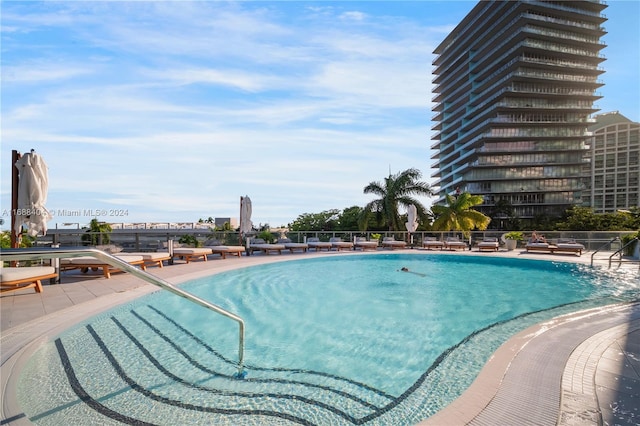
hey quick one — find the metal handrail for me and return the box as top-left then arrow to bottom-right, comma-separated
608,238 -> 640,269
0,247 -> 246,377
591,237 -> 620,267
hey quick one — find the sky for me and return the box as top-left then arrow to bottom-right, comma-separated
2,1 -> 639,229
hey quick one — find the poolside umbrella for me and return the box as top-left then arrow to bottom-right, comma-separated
239,196 -> 253,240
405,204 -> 418,245
405,204 -> 418,233
14,150 -> 52,237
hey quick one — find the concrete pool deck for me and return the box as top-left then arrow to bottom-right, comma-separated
1,248 -> 638,425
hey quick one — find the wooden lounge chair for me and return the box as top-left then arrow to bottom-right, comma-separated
306,237 -> 332,251
525,241 -> 552,253
354,237 -> 378,251
381,237 -> 407,250
423,237 -> 444,250
207,245 -> 246,259
444,237 -> 467,251
1,265 -> 57,293
330,237 -> 354,251
126,252 -> 172,268
477,237 -> 499,252
277,238 -> 309,253
554,240 -> 585,255
527,239 -> 585,256
172,248 -> 213,263
61,255 -> 146,279
249,238 -> 285,255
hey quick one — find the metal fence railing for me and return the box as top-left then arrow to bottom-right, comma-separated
27,229 -> 638,254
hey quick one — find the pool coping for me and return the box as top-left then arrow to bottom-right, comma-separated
1,249 -> 638,425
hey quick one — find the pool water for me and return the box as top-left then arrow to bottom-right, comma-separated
17,254 -> 639,425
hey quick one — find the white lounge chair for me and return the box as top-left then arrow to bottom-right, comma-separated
1,265 -> 57,293
444,237 -> 467,251
61,254 -> 146,279
126,252 -> 172,268
330,237 -> 354,251
381,237 -> 407,250
554,239 -> 585,255
306,237 -> 332,251
423,237 -> 444,250
249,238 -> 285,255
207,245 -> 246,258
477,237 -> 499,252
354,237 -> 378,251
172,248 -> 213,263
277,238 -> 309,253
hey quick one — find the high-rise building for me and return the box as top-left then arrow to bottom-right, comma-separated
431,1 -> 607,225
584,111 -> 640,213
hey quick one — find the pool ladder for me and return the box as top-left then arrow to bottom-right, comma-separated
0,247 -> 246,377
590,237 -> 640,271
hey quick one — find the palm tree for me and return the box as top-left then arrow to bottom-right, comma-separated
431,192 -> 491,236
359,168 -> 434,231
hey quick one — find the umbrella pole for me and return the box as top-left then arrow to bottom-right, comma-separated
10,150 -> 20,249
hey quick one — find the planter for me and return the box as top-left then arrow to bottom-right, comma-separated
505,239 -> 518,251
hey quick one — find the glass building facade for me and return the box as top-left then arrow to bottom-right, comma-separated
585,111 -> 640,213
431,0 -> 607,223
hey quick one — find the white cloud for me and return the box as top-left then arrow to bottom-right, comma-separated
6,1 -> 631,228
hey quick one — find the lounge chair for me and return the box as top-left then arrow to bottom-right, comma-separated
525,241 -> 550,253
306,237 -> 332,251
477,237 -> 499,252
354,237 -> 378,251
208,245 -> 246,258
444,237 -> 467,251
61,254 -> 146,279
202,239 -> 245,259
1,265 -> 57,293
526,239 -> 585,256
172,248 -> 213,263
249,238 -> 285,255
330,237 -> 354,251
381,237 -> 407,250
125,252 -> 172,268
423,237 -> 444,250
277,238 -> 309,253
554,239 -> 585,256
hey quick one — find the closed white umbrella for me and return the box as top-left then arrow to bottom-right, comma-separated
405,204 -> 418,246
14,151 -> 52,237
239,196 -> 253,234
405,204 -> 418,233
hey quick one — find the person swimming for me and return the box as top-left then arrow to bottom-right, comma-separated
399,267 -> 426,277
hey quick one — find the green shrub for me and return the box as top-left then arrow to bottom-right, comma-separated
257,230 -> 276,243
179,234 -> 200,247
503,231 -> 524,240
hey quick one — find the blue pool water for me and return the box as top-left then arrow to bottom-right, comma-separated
18,254 -> 639,425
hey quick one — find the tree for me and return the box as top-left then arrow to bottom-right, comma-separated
359,168 -> 434,231
288,210 -> 340,232
431,192 -> 491,236
488,198 -> 521,230
0,230 -> 33,248
337,206 -> 363,230
556,206 -> 640,231
81,219 -> 112,245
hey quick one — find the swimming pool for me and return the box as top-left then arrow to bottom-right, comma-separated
17,254 -> 639,425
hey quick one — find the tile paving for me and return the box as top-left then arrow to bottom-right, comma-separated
1,248 -> 639,425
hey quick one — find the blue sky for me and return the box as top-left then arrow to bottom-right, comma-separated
2,1 -> 638,229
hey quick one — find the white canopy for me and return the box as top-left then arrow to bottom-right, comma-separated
14,151 -> 52,237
